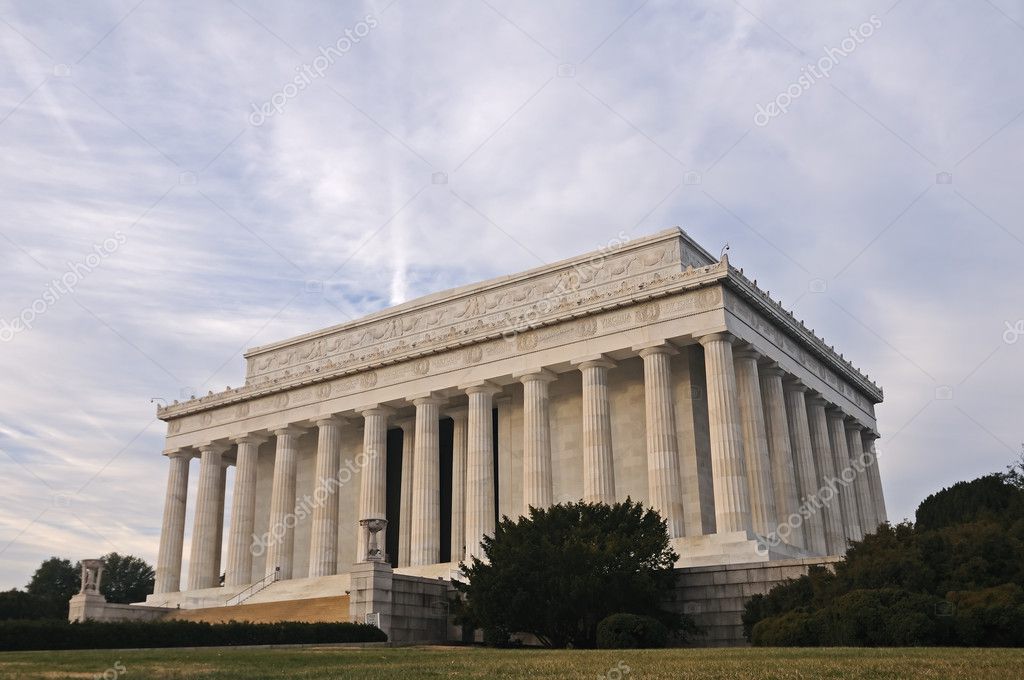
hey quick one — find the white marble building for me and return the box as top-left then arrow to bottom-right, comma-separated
147,228 -> 888,608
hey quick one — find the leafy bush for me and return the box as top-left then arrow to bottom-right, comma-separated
750,611 -> 818,647
596,613 -> 669,649
0,619 -> 386,651
0,589 -> 65,621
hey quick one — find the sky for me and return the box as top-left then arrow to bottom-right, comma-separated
1,0 -> 1022,591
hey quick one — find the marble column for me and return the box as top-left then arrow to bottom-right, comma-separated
266,426 -> 302,579
517,369 -> 557,511
396,419 -> 415,567
864,433 -> 889,526
464,381 -> 500,561
411,395 -> 443,566
358,407 -> 392,562
827,408 -> 863,543
759,363 -> 803,548
846,421 -> 877,534
733,347 -> 777,537
308,417 -> 343,578
188,443 -> 226,590
213,462 -> 228,580
575,355 -> 617,504
638,344 -> 685,538
154,449 -> 192,594
699,333 -> 753,534
807,396 -> 847,556
224,435 -> 265,587
448,407 -> 469,563
783,379 -> 828,555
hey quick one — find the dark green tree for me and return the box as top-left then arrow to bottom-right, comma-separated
99,553 -> 155,604
454,499 -> 689,648
0,589 -> 65,620
26,557 -> 79,615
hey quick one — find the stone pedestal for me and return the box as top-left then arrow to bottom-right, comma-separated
68,591 -> 107,623
348,560 -> 394,638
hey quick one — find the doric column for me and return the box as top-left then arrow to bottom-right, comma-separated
827,408 -> 863,542
308,417 -> 343,578
224,435 -> 266,587
448,407 -> 469,563
411,395 -> 444,566
574,355 -> 617,504
699,332 -> 753,534
783,379 -> 828,555
188,443 -> 226,590
154,449 -> 192,594
863,432 -> 888,526
516,369 -> 557,511
464,381 -> 500,561
733,347 -> 776,537
396,419 -> 415,567
213,461 -> 228,580
806,396 -> 846,556
357,407 -> 392,562
759,363 -> 803,548
846,420 -> 877,534
637,344 -> 685,538
266,426 -> 303,579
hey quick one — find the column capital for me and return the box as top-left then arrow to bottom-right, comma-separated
698,331 -> 737,347
410,392 -> 446,407
272,425 -> 306,437
732,345 -> 762,362
758,361 -> 786,378
782,376 -> 807,393
356,404 -> 395,418
844,417 -> 864,432
863,429 -> 881,442
806,393 -> 830,409
514,368 -> 557,383
198,442 -> 229,455
163,447 -> 194,460
633,342 -> 679,358
445,406 -> 469,421
460,380 -> 502,396
314,415 -> 346,428
231,433 -> 269,446
571,354 -> 616,370
826,405 -> 847,420
395,417 -> 415,432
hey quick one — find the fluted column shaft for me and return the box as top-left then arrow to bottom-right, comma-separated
518,370 -> 556,511
358,408 -> 391,562
760,365 -> 803,548
308,418 -> 342,577
225,436 -> 264,587
638,345 -> 685,538
266,427 -> 301,579
154,451 -> 192,594
213,463 -> 227,579
733,349 -> 776,537
846,422 -> 876,534
449,408 -> 469,563
864,434 -> 888,526
411,397 -> 443,566
784,382 -> 828,555
577,357 -> 617,504
188,445 -> 225,590
397,420 -> 415,567
465,383 -> 499,561
807,397 -> 846,556
827,410 -> 863,542
700,333 -> 753,534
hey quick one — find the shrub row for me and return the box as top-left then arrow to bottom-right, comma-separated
596,613 -> 669,649
0,619 -> 387,651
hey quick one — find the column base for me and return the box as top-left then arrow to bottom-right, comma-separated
671,531 -> 813,568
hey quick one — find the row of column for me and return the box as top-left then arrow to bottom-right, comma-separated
154,332 -> 889,594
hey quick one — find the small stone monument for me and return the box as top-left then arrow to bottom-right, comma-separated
359,517 -> 388,562
68,558 -> 107,622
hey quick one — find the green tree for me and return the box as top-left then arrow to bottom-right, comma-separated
99,553 -> 155,604
454,500 -> 689,648
26,557 -> 79,614
0,589 -> 64,620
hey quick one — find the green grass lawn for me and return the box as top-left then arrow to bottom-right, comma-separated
0,646 -> 1021,679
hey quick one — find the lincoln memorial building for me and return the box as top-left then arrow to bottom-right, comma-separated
128,228 -> 888,641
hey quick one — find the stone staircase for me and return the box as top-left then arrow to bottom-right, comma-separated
163,595 -> 350,624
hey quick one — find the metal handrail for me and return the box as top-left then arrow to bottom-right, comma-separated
226,567 -> 280,606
